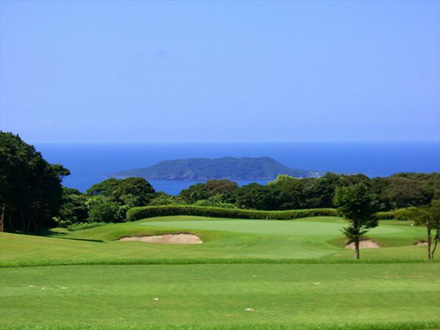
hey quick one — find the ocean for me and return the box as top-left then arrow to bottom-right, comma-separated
35,142 -> 440,195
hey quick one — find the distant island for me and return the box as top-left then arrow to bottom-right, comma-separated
110,157 -> 323,181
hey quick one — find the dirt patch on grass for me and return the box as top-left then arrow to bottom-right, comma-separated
119,234 -> 203,244
415,240 -> 428,246
344,239 -> 380,249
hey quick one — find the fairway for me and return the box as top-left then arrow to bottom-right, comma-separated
1,216 -> 439,330
1,264 -> 440,329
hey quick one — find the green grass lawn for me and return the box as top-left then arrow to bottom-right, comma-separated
1,216 -> 439,330
1,264 -> 439,330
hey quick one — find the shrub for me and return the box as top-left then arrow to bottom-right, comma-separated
88,199 -> 121,222
67,222 -> 105,231
193,194 -> 238,209
148,193 -> 186,206
376,208 -> 413,220
126,205 -> 337,221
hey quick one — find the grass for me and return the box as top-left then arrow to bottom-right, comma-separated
1,264 -> 439,329
1,323 -> 440,330
0,216 -> 430,267
66,221 -> 105,231
1,216 -> 439,329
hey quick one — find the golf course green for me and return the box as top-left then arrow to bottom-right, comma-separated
1,216 -> 439,330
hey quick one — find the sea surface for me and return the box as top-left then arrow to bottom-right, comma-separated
35,142 -> 440,195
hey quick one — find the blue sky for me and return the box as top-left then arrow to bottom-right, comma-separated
1,1 -> 439,143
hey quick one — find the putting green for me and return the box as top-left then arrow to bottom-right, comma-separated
140,219 -> 404,236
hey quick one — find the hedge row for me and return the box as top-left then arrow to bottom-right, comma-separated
126,205 -> 338,221
375,208 -> 412,220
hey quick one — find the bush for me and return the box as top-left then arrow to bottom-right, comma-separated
193,194 -> 238,209
126,205 -> 337,221
194,199 -> 237,209
88,200 -> 121,222
148,193 -> 186,206
67,222 -> 105,231
376,208 -> 413,220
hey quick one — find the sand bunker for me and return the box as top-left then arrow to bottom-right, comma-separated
119,234 -> 203,245
344,239 -> 380,249
415,241 -> 428,246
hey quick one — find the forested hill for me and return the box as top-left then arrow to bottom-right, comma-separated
111,157 -> 323,181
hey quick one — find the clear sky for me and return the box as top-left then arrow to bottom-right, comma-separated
1,0 -> 439,143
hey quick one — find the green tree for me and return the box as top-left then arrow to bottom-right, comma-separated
373,173 -> 439,210
193,194 -> 237,209
148,192 -> 185,206
382,177 -> 430,209
406,200 -> 440,260
86,177 -> 155,221
268,173 -> 372,210
178,180 -> 238,205
179,183 -> 211,204
55,188 -> 88,226
334,183 -> 378,259
87,177 -> 155,207
205,179 -> 238,195
0,132 -> 69,233
87,196 -> 120,223
205,179 -> 238,203
268,174 -> 301,209
236,183 -> 277,210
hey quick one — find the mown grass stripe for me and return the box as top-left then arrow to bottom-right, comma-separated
1,257 -> 439,268
1,321 -> 439,330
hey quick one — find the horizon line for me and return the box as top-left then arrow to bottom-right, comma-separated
32,140 -> 440,145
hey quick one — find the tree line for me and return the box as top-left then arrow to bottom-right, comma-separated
178,172 -> 439,211
52,172 -> 438,225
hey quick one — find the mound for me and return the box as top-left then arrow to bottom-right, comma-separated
344,239 -> 380,249
119,234 -> 203,245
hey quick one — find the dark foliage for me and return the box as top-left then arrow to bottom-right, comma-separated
179,183 -> 211,204
86,177 -> 156,222
373,173 -> 439,210
235,183 -> 278,210
179,180 -> 239,205
268,172 -> 439,211
0,132 -> 69,233
56,188 -> 89,226
127,205 -> 337,221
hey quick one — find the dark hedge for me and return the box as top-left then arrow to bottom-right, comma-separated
375,209 -> 412,220
126,205 -> 338,221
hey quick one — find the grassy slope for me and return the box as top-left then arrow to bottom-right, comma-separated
1,216 -> 439,330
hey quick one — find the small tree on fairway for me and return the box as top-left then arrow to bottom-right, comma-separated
334,183 -> 378,259
407,200 -> 440,260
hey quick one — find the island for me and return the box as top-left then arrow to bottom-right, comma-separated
110,157 -> 323,181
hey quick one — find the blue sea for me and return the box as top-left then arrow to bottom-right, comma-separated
35,142 -> 440,195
